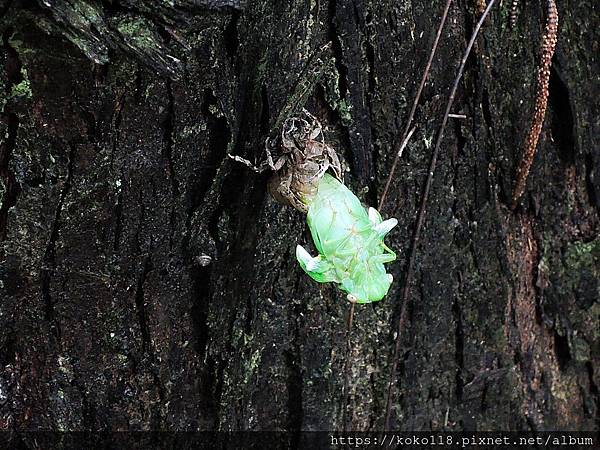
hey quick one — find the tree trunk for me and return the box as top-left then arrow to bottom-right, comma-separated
0,0 -> 598,433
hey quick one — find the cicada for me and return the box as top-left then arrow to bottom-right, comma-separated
230,111 -> 397,303
296,173 -> 397,303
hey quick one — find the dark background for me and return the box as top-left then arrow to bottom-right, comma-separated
0,0 -> 598,432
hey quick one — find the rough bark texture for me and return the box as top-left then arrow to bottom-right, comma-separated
0,0 -> 598,434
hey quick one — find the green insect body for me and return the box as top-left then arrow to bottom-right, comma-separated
296,173 -> 397,303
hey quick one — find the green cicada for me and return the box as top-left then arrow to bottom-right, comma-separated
230,111 -> 397,303
296,173 -> 397,303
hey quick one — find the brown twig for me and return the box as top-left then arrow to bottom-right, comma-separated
378,0 -> 453,211
341,0 -> 451,427
510,0 -> 558,208
383,0 -> 499,429
342,0 -> 451,423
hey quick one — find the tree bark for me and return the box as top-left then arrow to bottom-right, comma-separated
0,0 -> 598,433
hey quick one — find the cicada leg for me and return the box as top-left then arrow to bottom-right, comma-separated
295,245 -> 338,283
371,252 -> 396,264
368,207 -> 397,236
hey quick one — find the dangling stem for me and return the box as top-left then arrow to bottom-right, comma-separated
383,0 -> 499,429
511,0 -> 558,208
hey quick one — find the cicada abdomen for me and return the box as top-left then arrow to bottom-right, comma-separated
296,173 -> 397,303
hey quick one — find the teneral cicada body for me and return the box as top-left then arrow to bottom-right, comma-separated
296,173 -> 397,303
229,110 -> 398,302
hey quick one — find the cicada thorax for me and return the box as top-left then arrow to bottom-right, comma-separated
305,173 -> 396,303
